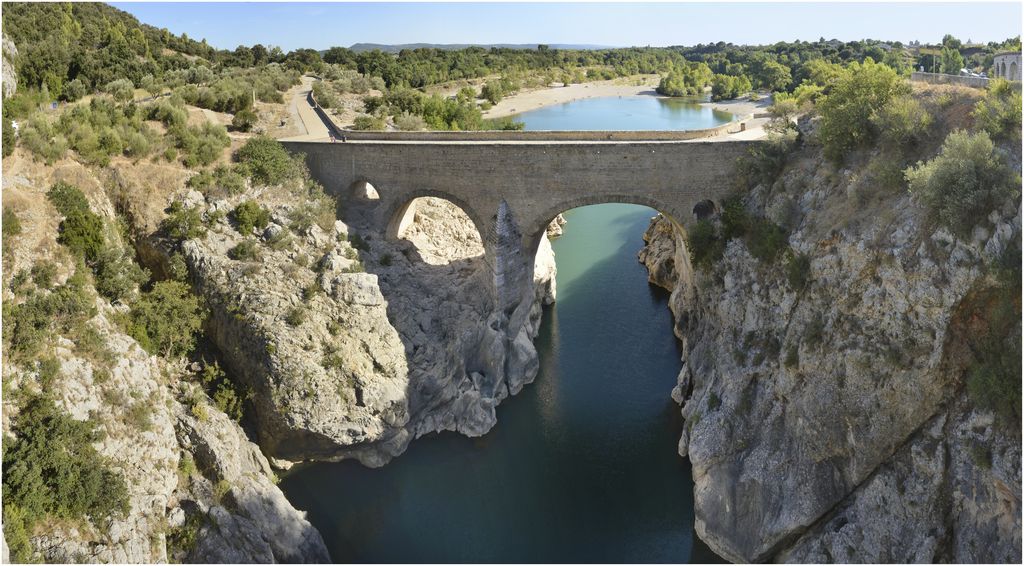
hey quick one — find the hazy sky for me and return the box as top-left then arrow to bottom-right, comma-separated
111,2 -> 1023,51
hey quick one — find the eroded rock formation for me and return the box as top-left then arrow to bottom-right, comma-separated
638,144 -> 1021,562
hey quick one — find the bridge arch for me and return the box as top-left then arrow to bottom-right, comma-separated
350,179 -> 380,202
520,193 -> 698,268
384,191 -> 495,269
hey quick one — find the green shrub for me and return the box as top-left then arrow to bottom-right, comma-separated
349,233 -> 370,251
804,315 -> 825,348
719,195 -> 751,240
2,206 -> 21,258
3,265 -> 94,358
686,219 -> 724,269
3,116 -> 15,157
285,306 -> 306,327
2,394 -> 130,563
287,199 -> 335,233
30,261 -> 57,289
784,345 -> 799,369
785,251 -> 812,291
746,219 -> 788,262
197,361 -> 249,422
394,112 -> 427,131
94,248 -> 150,303
739,131 -> 796,188
171,122 -> 230,168
58,209 -> 106,263
965,261 -> 1021,427
353,115 -> 386,131
870,96 -> 932,148
232,200 -> 271,235
236,136 -> 296,185
973,79 -> 1023,142
480,82 -> 503,104
47,182 -> 106,263
3,207 -> 22,239
228,239 -> 261,261
187,165 -> 247,197
46,181 -> 91,215
905,130 -> 1018,236
162,201 -> 208,241
656,64 -> 713,96
127,280 -> 206,358
167,253 -> 189,281
231,108 -> 258,132
711,74 -> 752,101
63,78 -> 87,102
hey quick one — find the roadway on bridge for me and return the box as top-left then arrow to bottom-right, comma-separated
281,76 -> 331,142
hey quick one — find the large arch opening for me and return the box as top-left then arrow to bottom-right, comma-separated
386,196 -> 486,265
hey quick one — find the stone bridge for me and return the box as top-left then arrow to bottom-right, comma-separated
282,138 -> 760,329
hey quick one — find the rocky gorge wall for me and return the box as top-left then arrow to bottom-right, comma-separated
1,158 -> 329,563
181,190 -> 556,468
638,136 -> 1021,562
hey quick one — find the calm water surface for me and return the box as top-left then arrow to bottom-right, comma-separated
512,94 -> 733,131
280,204 -> 723,562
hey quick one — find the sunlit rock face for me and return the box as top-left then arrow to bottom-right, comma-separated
639,140 -> 1021,563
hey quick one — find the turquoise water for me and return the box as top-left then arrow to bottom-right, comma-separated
280,204 -> 723,562
512,94 -> 733,131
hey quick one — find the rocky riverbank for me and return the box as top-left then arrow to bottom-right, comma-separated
638,124 -> 1021,562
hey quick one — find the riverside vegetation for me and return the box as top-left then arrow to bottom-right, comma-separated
2,1 -> 1021,563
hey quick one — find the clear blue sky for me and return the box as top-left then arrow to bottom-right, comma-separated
111,2 -> 1022,52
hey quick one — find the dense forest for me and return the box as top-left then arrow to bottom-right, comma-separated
1,2 -> 1021,135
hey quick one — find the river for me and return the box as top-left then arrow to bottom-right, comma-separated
279,96 -> 727,563
514,94 -> 733,131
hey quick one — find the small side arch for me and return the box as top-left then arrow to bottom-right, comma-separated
350,178 -> 381,202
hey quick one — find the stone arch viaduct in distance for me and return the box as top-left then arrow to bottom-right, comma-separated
282,136 -> 761,333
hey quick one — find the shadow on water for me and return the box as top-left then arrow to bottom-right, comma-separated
279,204 -> 726,563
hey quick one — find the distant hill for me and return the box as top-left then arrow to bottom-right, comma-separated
348,43 -> 614,53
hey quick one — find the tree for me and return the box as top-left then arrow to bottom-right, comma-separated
940,46 -> 965,74
818,59 -> 911,164
752,59 -> 792,92
104,78 -> 135,102
481,82 -> 503,104
656,63 -> 712,96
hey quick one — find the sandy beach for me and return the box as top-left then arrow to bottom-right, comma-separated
482,75 -> 661,119
483,75 -> 773,123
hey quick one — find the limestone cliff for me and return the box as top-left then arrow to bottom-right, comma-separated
639,135 -> 1021,562
180,192 -> 555,467
1,159 -> 328,563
